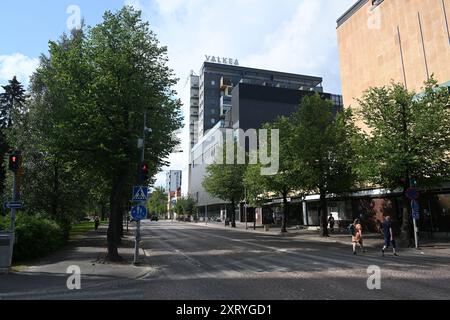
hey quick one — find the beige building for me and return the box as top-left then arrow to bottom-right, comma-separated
337,0 -> 450,108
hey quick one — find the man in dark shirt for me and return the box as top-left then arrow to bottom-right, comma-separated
381,216 -> 398,257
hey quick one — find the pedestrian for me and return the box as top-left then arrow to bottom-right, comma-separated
381,216 -> 398,257
94,216 -> 100,231
328,214 -> 335,233
350,218 -> 365,255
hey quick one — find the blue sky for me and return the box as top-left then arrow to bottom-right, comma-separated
0,1 -> 125,58
0,0 -> 356,189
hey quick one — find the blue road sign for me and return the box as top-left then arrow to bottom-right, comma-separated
4,202 -> 23,209
411,200 -> 420,220
132,186 -> 149,202
131,205 -> 147,221
405,188 -> 419,200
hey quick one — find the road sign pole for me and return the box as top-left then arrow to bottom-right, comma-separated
133,220 -> 140,265
411,200 -> 419,249
413,218 -> 419,249
133,111 -> 148,266
10,171 -> 17,235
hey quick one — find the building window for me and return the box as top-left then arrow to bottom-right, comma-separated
211,80 -> 216,86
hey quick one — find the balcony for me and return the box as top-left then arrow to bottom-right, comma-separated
220,76 -> 233,90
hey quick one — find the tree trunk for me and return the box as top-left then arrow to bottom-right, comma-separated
281,192 -> 288,233
101,203 -> 106,221
320,189 -> 329,237
399,194 -> 414,247
231,200 -> 237,228
106,172 -> 127,262
51,161 -> 59,221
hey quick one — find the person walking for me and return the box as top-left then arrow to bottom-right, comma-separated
381,216 -> 398,257
328,214 -> 335,233
94,216 -> 100,232
351,218 -> 365,255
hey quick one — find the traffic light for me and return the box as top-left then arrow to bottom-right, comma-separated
8,152 -> 22,173
139,162 -> 149,183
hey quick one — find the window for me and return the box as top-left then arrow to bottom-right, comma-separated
211,80 -> 216,86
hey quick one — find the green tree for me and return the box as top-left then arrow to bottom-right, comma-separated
203,142 -> 246,228
244,118 -> 299,233
181,195 -> 198,220
291,94 -> 359,237
0,76 -> 26,128
357,78 -> 450,245
17,7 -> 182,260
148,186 -> 167,217
173,197 -> 184,218
0,76 -> 26,200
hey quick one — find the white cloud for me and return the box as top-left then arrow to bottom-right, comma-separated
126,0 -> 356,190
0,53 -> 39,87
124,0 -> 142,11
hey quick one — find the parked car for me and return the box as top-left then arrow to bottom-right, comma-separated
150,215 -> 159,221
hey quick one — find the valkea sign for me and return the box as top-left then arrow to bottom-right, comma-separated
205,55 -> 239,66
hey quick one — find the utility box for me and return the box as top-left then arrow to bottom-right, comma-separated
0,232 -> 14,273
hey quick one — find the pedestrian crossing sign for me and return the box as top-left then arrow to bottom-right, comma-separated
132,186 -> 149,201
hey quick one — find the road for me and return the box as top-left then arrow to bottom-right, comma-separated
1,220 -> 450,300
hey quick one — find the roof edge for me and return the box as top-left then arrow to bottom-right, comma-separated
336,0 -> 369,28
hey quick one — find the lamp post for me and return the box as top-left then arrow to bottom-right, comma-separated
244,188 -> 248,230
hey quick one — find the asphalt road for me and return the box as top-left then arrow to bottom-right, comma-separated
1,220 -> 450,300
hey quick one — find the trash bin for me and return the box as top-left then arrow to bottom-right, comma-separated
0,232 -> 14,273
264,224 -> 270,231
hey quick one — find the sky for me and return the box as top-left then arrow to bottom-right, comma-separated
0,0 -> 356,191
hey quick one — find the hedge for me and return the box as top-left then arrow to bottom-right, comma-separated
0,213 -> 66,262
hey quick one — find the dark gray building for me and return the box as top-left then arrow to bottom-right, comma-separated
231,82 -> 343,133
187,60 -> 344,220
189,61 -> 326,149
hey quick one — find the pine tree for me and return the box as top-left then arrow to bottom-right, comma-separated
0,76 -> 26,199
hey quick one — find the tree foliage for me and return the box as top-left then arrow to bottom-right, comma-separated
357,78 -> 450,243
148,186 -> 167,217
203,142 -> 246,227
291,94 -> 360,236
5,6 -> 183,260
244,117 -> 299,232
0,76 -> 27,200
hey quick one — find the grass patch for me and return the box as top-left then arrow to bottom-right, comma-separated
69,221 -> 107,239
11,265 -> 28,272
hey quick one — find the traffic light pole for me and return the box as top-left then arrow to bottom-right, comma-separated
9,173 -> 17,233
9,170 -> 18,265
133,111 -> 148,266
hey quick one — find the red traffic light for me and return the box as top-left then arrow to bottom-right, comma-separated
140,163 -> 149,173
9,152 -> 22,172
139,162 -> 150,183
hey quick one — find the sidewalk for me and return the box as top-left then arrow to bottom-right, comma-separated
0,224 -> 153,297
181,220 -> 450,253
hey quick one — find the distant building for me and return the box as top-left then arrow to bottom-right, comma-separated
188,61 -> 325,149
166,170 -> 182,219
188,59 -> 343,220
166,170 -> 182,194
